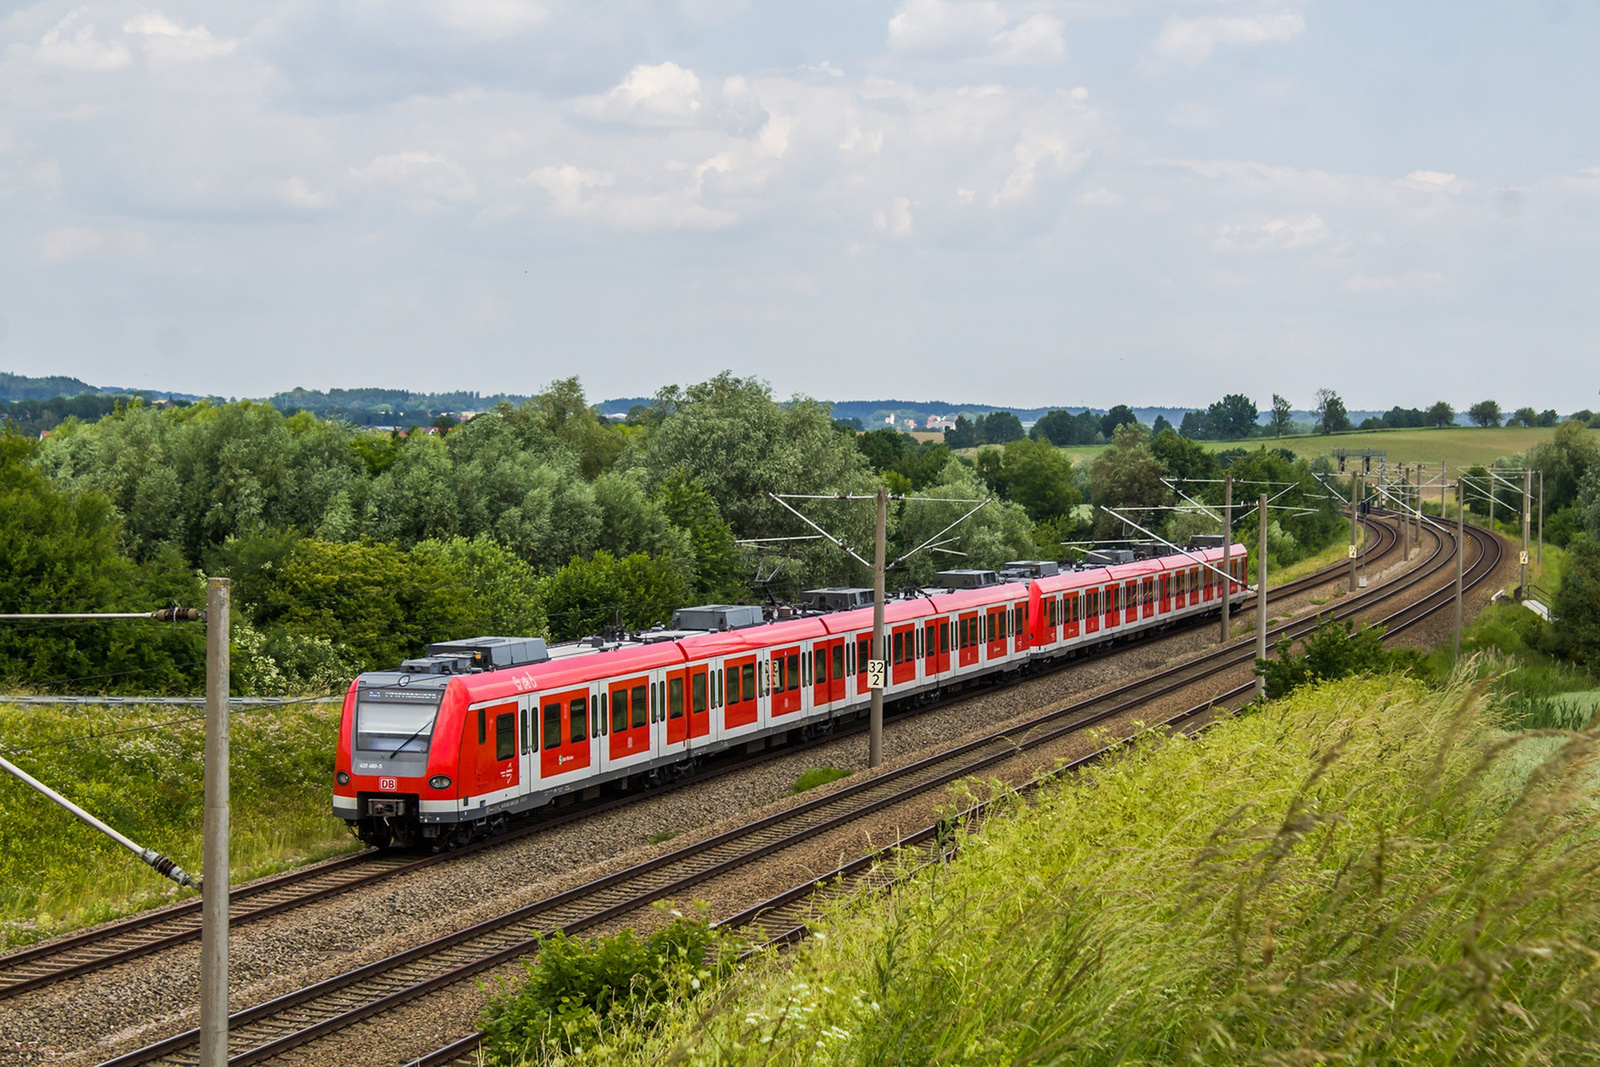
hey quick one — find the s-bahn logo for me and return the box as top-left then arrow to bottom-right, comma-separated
379,777 -> 397,791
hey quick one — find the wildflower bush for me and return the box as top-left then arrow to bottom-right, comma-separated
480,909 -> 733,1064
0,699 -> 354,947
599,674 -> 1600,1065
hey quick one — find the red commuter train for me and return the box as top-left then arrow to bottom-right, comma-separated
333,545 -> 1248,848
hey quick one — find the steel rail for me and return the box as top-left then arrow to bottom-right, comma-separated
5,519 -> 1396,1002
97,518 -> 1473,1067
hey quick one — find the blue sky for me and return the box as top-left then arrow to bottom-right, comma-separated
0,0 -> 1594,411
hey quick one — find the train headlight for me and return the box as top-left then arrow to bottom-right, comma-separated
336,771 -> 350,786
428,775 -> 452,791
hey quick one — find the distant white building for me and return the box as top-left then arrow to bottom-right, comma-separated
924,415 -> 958,431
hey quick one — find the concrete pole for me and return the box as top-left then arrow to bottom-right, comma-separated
201,577 -> 230,1067
869,488 -> 886,769
1348,473 -> 1359,592
1521,469 -> 1531,597
1220,476 -> 1232,643
1256,492 -> 1268,698
1454,481 -> 1464,658
1538,471 -> 1544,568
1442,462 -> 1448,519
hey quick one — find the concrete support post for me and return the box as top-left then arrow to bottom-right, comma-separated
201,577 -> 230,1067
869,488 -> 886,769
1521,469 -> 1532,598
1220,476 -> 1232,643
1349,473 -> 1359,592
1455,481 -> 1464,659
1256,492 -> 1268,698
1538,471 -> 1544,569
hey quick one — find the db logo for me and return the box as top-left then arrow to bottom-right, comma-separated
379,777 -> 397,791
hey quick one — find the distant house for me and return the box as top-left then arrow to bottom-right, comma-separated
924,415 -> 958,431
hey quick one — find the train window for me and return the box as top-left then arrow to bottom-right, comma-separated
543,703 -> 561,750
773,655 -> 785,691
940,621 -> 949,652
692,672 -> 707,714
802,654 -> 810,687
496,712 -> 515,761
714,671 -> 722,707
917,627 -> 925,658
591,700 -> 600,736
833,644 -> 845,680
520,708 -> 530,754
612,691 -> 628,734
668,676 -> 684,718
814,649 -> 826,683
892,631 -> 903,664
631,684 -> 648,728
786,653 -> 801,691
742,663 -> 755,701
478,708 -> 487,745
724,668 -> 737,705
570,698 -> 587,744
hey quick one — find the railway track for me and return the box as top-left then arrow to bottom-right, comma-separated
97,515 -> 1495,1067
0,518 -> 1398,1004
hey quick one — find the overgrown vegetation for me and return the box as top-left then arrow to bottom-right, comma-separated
0,698 -> 350,948
1254,615 -> 1421,699
790,767 -> 850,793
571,674 -> 1600,1065
480,910 -> 733,1064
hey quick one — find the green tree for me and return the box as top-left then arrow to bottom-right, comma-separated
1468,400 -> 1503,427
943,415 -> 978,449
542,551 -> 689,641
890,461 -> 1036,588
657,470 -> 741,601
1089,425 -> 1172,538
1268,394 -> 1294,436
0,434 -> 205,693
989,438 -> 1081,522
1030,409 -> 1098,446
975,411 -> 1024,444
1529,419 -> 1599,513
1205,394 -> 1259,440
642,373 -> 870,539
1150,429 -> 1220,485
1425,400 -> 1456,428
1099,405 -> 1139,440
1314,389 -> 1351,435
1547,534 -> 1600,673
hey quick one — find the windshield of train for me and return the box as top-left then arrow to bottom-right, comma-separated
355,692 -> 441,756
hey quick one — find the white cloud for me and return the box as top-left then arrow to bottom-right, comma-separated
1341,270 -> 1443,294
39,225 -> 152,262
1167,101 -> 1222,131
1213,214 -> 1328,253
1078,186 -> 1124,207
436,0 -> 549,37
576,62 -> 765,131
887,0 -> 1063,66
1404,170 -> 1460,191
122,13 -> 237,65
873,195 -> 914,236
355,152 -> 477,205
1140,11 -> 1304,74
29,10 -> 130,71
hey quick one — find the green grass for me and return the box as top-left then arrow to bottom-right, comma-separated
584,674 -> 1600,1065
1041,425 -> 1592,474
0,699 -> 357,948
790,767 -> 850,794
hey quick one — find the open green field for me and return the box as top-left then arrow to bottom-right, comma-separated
1047,424 -> 1592,471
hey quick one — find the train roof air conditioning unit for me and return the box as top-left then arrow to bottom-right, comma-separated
424,636 -> 550,670
799,588 -> 876,612
935,569 -> 1000,589
671,605 -> 765,631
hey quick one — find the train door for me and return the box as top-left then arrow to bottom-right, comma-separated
666,669 -> 688,746
470,702 -> 520,795
957,612 -> 980,667
687,665 -> 710,738
723,657 -> 758,731
1013,602 -> 1030,653
1158,574 -> 1171,614
854,634 -> 871,695
1141,578 -> 1156,620
538,691 -> 592,780
1064,593 -> 1081,640
1121,581 -> 1136,625
1103,585 -> 1120,629
924,618 -> 946,676
518,698 -> 534,793
983,607 -> 1003,662
771,646 -> 803,716
812,639 -> 844,708
887,625 -> 912,686
608,678 -> 651,761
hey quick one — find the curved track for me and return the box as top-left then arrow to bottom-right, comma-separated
98,515 -> 1503,1067
0,519 -> 1398,1003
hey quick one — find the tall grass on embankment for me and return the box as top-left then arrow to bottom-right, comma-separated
548,675 -> 1600,1065
0,700 -> 357,948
